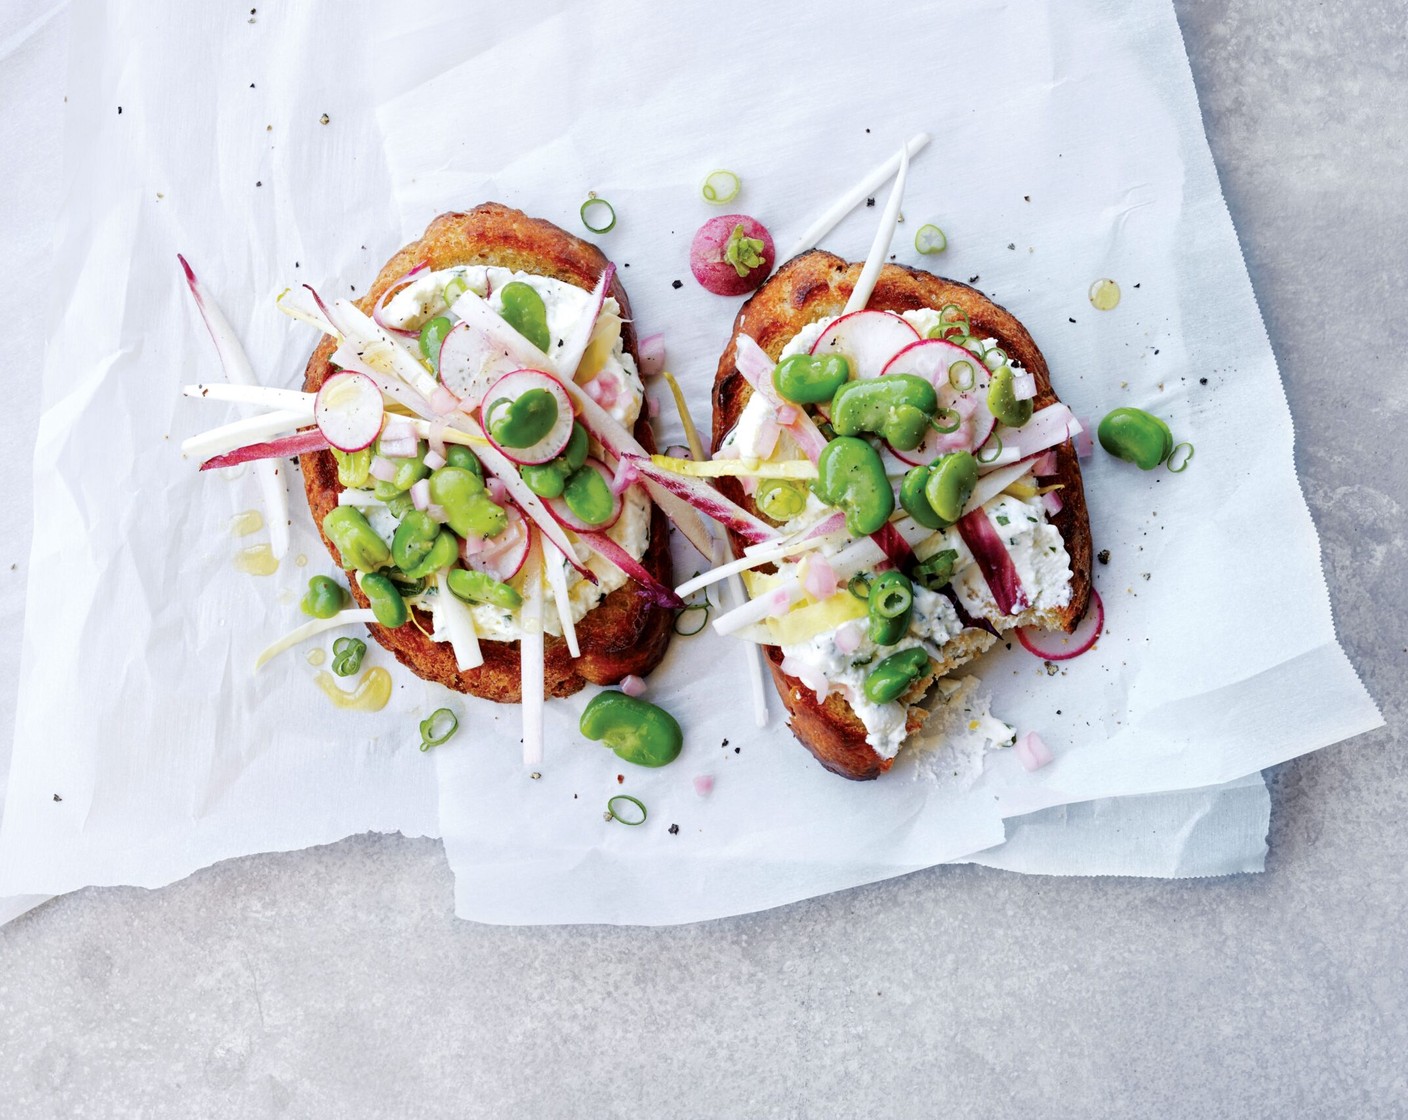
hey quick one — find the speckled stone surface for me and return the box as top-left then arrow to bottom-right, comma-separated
1,2 -> 1404,1116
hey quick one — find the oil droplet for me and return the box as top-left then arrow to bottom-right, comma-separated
314,667 -> 392,712
295,554 -> 309,568
230,509 -> 264,537
306,648 -> 326,666
1088,278 -> 1121,311
233,543 -> 279,576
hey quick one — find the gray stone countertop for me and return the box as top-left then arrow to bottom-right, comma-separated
1,2 -> 1404,1117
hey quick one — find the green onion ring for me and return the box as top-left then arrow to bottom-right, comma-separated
580,195 -> 616,234
419,707 -> 459,751
1167,442 -> 1195,473
938,303 -> 965,324
914,224 -> 947,254
673,603 -> 710,636
701,169 -> 741,205
847,572 -> 873,601
931,407 -> 961,434
606,794 -> 647,826
976,433 -> 1004,464
983,347 -> 1008,372
962,337 -> 987,359
331,636 -> 366,677
948,360 -> 976,392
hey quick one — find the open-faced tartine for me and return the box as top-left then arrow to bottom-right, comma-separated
706,251 -> 1092,779
298,204 -> 675,700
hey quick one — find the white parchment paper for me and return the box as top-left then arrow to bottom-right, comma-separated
0,0 -> 1376,925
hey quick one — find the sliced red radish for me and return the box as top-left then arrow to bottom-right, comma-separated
437,321 -> 531,405
480,370 -> 575,465
1016,588 -> 1103,662
881,338 -> 995,463
200,428 -> 331,471
314,372 -> 383,452
809,310 -> 918,380
462,506 -> 531,582
546,460 -> 623,532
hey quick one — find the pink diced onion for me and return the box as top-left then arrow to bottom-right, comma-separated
638,332 -> 666,377
377,437 -> 417,460
1031,449 -> 1058,476
693,774 -> 714,797
423,449 -> 447,471
767,588 -> 793,617
620,674 -> 646,697
410,478 -> 431,511
834,622 -> 862,655
801,555 -> 838,600
779,654 -> 829,701
1012,371 -> 1037,401
1014,731 -> 1054,771
431,385 -> 461,415
1041,491 -> 1064,517
369,455 -> 397,482
1074,419 -> 1094,459
427,503 -> 448,523
487,478 -> 508,505
382,416 -> 416,443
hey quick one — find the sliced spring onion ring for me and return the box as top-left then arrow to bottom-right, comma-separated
580,194 -> 616,234
660,371 -> 706,462
701,169 -> 741,204
847,573 -> 873,601
606,795 -> 647,826
1167,441 -> 1195,472
673,603 -> 711,636
649,454 -> 817,480
976,433 -> 1004,464
948,360 -> 976,392
983,347 -> 1008,372
914,224 -> 947,254
331,636 -> 366,676
419,707 -> 459,751
931,407 -> 961,434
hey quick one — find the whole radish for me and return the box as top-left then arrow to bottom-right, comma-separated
690,214 -> 775,296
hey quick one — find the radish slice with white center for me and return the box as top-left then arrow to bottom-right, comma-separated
546,459 -> 621,532
881,339 -> 996,464
1016,588 -> 1104,662
462,505 -> 531,582
480,370 -> 575,465
810,310 -> 919,380
435,320 -> 530,405
314,372 -> 384,452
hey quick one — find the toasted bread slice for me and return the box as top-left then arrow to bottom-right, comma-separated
300,203 -> 673,701
711,251 -> 1093,779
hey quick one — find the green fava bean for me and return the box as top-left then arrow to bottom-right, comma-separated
322,507 -> 391,573
756,478 -> 807,521
390,444 -> 430,491
419,315 -> 453,372
402,531 -> 458,581
487,388 -> 559,449
863,646 -> 932,704
900,465 -> 946,530
331,447 -> 372,489
444,444 -> 484,478
428,466 -> 508,541
563,466 -> 614,526
498,281 -> 551,352
987,365 -> 1033,428
579,691 -> 684,768
923,451 -> 979,525
391,510 -> 440,573
868,570 -> 914,646
300,575 -> 348,619
560,422 -> 590,472
831,374 -> 939,451
811,436 -> 894,536
772,352 -> 851,404
385,493 -> 415,519
520,423 -> 589,498
447,568 -> 522,611
1097,407 -> 1174,470
360,572 -> 409,628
